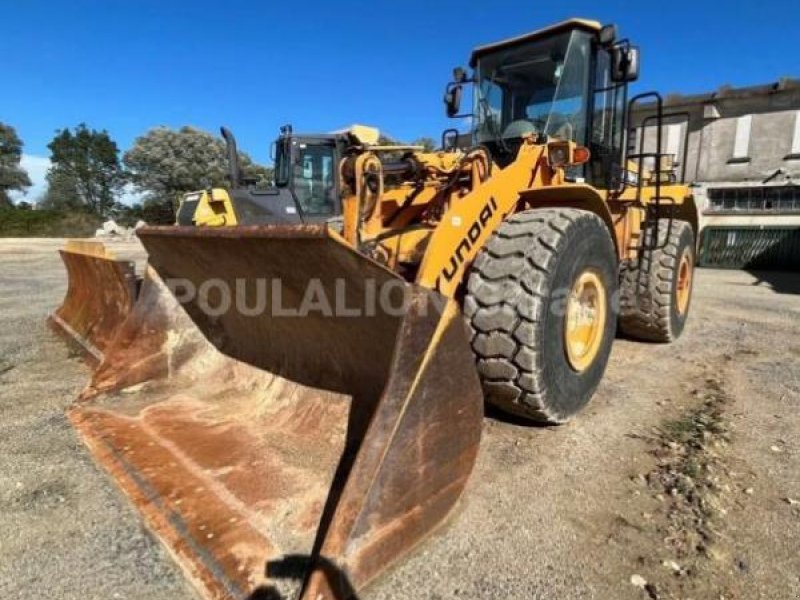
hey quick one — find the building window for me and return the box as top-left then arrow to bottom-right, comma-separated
787,111 -> 800,160
707,186 -> 800,213
729,115 -> 752,163
666,123 -> 682,165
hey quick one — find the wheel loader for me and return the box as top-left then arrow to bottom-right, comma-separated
49,123 -> 381,366
67,18 -> 697,600
177,124 -> 384,227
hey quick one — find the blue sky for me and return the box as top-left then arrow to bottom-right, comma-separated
4,0 -> 799,201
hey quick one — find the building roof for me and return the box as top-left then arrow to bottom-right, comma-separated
643,78 -> 800,110
469,18 -> 602,67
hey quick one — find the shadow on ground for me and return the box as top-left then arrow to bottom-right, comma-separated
247,555 -> 360,600
745,269 -> 800,295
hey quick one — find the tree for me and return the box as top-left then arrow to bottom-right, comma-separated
45,124 -> 126,216
411,137 -> 437,152
39,169 -> 81,211
0,123 -> 32,208
377,134 -> 399,146
123,126 -> 270,212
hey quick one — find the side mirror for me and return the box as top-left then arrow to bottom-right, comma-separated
452,66 -> 468,83
444,66 -> 469,118
444,83 -> 463,118
611,46 -> 640,82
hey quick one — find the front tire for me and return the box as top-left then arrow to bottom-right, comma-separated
464,208 -> 618,424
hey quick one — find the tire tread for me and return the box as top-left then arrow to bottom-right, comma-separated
619,219 -> 693,342
465,208 -> 613,423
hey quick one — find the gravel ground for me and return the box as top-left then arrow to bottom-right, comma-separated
0,239 -> 194,600
1,238 -> 798,600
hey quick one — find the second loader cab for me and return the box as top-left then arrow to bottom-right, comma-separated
273,125 -> 347,220
177,125 -> 362,226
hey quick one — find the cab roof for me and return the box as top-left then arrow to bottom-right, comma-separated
469,18 -> 602,67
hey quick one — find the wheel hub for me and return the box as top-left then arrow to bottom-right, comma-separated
564,269 -> 607,372
676,250 -> 692,315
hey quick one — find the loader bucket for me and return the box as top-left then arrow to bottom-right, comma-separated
49,240 -> 138,364
70,225 -> 484,600
82,264 -> 197,399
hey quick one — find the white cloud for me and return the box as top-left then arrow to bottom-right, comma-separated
10,154 -> 50,203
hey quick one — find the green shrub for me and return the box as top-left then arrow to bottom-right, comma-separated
0,208 -> 102,237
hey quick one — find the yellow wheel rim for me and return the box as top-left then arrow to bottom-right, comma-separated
564,269 -> 607,372
676,250 -> 693,316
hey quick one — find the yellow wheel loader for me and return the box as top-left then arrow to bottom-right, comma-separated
177,124 -> 383,227
69,18 -> 697,600
49,124 -> 380,368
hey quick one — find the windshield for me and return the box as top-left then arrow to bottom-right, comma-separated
473,30 -> 593,144
291,141 -> 337,215
274,138 -> 337,214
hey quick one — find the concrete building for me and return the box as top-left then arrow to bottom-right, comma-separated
632,78 -> 800,224
631,78 -> 800,267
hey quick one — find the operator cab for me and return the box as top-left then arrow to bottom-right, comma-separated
274,126 -> 345,218
179,126 -> 348,226
444,19 -> 639,189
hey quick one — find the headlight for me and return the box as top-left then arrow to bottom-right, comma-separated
548,142 -> 570,168
547,142 -> 590,169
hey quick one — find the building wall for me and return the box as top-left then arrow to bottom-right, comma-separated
630,80 -> 800,232
697,96 -> 800,182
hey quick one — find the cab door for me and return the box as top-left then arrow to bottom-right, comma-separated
291,139 -> 341,223
588,47 -> 627,191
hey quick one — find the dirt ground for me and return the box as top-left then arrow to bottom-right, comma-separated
1,238 -> 798,600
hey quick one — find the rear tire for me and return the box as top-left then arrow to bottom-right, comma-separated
464,208 -> 618,424
619,219 -> 695,342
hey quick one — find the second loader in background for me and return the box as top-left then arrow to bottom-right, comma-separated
176,124 -> 384,227
50,124 -> 382,384
68,18 -> 698,600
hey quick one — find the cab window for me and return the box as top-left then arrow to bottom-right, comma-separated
292,143 -> 337,215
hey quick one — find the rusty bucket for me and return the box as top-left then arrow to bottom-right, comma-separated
70,225 -> 484,600
49,240 -> 138,364
82,265 -> 191,398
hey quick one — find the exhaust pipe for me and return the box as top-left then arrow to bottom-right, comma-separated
220,126 -> 241,188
